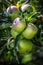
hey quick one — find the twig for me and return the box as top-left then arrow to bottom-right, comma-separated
13,50 -> 20,64
0,43 -> 7,56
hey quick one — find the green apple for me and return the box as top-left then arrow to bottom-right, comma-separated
17,39 -> 33,54
6,6 -> 19,20
11,28 -> 24,39
7,39 -> 15,50
4,51 -> 13,62
12,18 -> 26,33
11,28 -> 19,39
22,23 -> 38,39
14,22 -> 26,33
21,4 -> 29,12
21,53 -> 32,64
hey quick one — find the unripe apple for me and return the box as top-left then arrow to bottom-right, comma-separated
21,4 -> 30,12
11,28 -> 19,39
12,17 -> 26,33
17,39 -> 33,54
4,51 -> 13,62
11,28 -> 24,39
21,4 -> 35,12
22,23 -> 38,39
21,53 -> 32,64
7,38 -> 15,50
6,6 -> 19,20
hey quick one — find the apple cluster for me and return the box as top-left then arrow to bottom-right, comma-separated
6,4 -> 38,64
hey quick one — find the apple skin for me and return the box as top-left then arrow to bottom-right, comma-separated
12,18 -> 26,33
21,53 -> 32,64
21,4 -> 30,12
22,23 -> 38,39
11,28 -> 19,39
4,51 -> 13,62
17,39 -> 33,54
14,22 -> 26,33
11,28 -> 24,39
6,6 -> 19,20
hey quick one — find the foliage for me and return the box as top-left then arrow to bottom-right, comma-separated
0,0 -> 43,65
